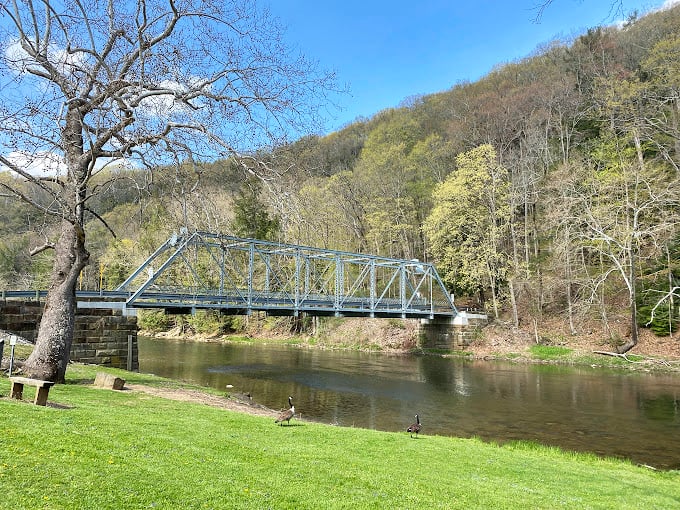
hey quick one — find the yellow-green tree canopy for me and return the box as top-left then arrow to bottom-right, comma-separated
424,144 -> 510,312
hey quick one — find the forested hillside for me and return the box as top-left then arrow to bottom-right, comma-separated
1,5 -> 679,351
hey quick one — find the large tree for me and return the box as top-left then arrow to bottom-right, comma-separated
0,0 -> 336,382
424,144 -> 510,317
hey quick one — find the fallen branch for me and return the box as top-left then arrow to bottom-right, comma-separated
30,242 -> 55,256
593,351 -> 680,367
593,350 -> 640,362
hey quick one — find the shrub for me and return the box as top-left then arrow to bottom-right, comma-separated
138,309 -> 170,332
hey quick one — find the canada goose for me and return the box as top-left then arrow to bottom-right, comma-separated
275,396 -> 295,426
407,414 -> 421,438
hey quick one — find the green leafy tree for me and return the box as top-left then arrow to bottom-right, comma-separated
638,34 -> 680,170
354,111 -> 424,258
292,177 -> 362,251
424,144 -> 510,317
100,239 -> 141,290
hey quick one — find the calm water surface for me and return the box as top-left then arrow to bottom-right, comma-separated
138,336 -> 680,469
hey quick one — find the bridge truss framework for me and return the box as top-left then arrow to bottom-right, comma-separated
113,231 -> 457,319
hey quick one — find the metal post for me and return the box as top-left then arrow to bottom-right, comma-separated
220,248 -> 225,295
334,255 -> 343,312
294,249 -> 301,311
8,335 -> 17,376
400,264 -> 406,316
264,255 -> 270,294
248,243 -> 254,309
127,335 -> 133,371
370,259 -> 376,312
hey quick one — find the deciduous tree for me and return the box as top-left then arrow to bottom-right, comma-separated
424,144 -> 510,317
0,0 -> 336,381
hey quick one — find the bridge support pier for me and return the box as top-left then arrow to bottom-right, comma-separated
418,312 -> 487,351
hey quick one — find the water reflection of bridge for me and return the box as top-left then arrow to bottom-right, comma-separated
78,231 -> 456,319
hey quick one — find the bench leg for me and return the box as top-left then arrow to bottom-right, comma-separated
34,386 -> 50,406
10,382 -> 24,400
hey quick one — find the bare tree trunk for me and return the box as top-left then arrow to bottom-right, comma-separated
486,259 -> 500,319
508,210 -> 520,328
508,278 -> 519,328
565,244 -> 577,336
23,221 -> 89,382
617,246 -> 639,354
668,246 -> 675,339
617,132 -> 645,354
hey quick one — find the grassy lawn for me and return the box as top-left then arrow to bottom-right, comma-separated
1,365 -> 678,509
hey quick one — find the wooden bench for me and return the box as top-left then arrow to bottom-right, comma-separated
9,376 -> 55,406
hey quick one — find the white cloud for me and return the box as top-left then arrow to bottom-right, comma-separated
1,151 -> 66,177
0,151 -> 133,178
4,38 -> 87,77
662,0 -> 680,9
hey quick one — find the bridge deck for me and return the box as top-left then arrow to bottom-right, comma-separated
2,289 -> 454,319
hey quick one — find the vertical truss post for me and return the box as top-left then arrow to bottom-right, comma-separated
264,254 -> 270,294
294,249 -> 301,315
369,259 -> 376,317
220,248 -> 225,295
248,242 -> 255,310
334,255 -> 343,314
400,264 -> 407,317
429,267 -> 435,319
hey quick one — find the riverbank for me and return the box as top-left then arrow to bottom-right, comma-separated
140,315 -> 680,373
1,364 -> 678,509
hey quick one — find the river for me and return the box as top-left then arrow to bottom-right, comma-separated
138,336 -> 680,469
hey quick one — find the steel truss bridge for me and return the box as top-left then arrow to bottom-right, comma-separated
5,231 -> 458,319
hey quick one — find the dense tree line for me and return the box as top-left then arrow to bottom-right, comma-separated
273,5 -> 680,349
2,4 -> 679,353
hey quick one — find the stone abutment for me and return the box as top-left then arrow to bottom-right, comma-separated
419,311 -> 489,350
0,299 -> 138,371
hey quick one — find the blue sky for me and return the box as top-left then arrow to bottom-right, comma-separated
267,0 -> 676,134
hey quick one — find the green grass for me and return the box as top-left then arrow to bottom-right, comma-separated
529,344 -> 573,360
1,366 -> 679,509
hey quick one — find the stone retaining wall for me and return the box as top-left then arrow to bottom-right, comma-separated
0,300 -> 138,370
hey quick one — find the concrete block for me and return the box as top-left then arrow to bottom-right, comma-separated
93,372 -> 125,390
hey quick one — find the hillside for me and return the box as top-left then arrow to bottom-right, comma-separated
1,4 -> 679,355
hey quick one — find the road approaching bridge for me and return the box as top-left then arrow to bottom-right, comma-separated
5,231 -> 458,320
